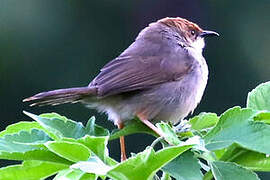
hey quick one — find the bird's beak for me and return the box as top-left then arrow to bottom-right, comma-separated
199,30 -> 219,38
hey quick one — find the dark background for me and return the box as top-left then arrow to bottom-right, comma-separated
0,0 -> 269,178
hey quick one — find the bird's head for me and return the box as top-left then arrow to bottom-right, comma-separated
158,17 -> 219,52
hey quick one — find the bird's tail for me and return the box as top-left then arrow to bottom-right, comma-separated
23,87 -> 97,106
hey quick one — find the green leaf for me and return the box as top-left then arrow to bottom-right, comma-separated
24,112 -> 109,140
214,148 -> 227,160
233,151 -> 270,172
0,149 -> 72,165
247,81 -> 270,111
85,117 -> 110,136
105,156 -> 118,166
0,129 -> 60,162
253,111 -> 270,124
107,145 -> 192,180
0,129 -> 72,164
109,118 -> 155,141
217,144 -> 245,162
156,122 -> 181,145
189,113 -> 219,131
0,138 -> 37,153
54,169 -> 97,180
210,161 -> 259,180
161,172 -> 172,180
0,160 -> 68,180
162,151 -> 203,180
71,155 -> 112,175
45,141 -> 91,162
204,107 -> 270,154
63,135 -> 116,165
2,129 -> 51,145
0,121 -> 45,138
0,129 -> 50,153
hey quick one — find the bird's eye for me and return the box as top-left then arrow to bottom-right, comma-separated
191,30 -> 196,36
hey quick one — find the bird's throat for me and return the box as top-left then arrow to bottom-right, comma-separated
190,38 -> 205,53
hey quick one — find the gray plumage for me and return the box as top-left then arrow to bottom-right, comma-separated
24,17 -> 218,126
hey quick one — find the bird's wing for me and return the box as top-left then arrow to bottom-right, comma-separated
91,54 -> 193,97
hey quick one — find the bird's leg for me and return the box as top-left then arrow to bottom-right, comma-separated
137,113 -> 165,138
117,122 -> 127,161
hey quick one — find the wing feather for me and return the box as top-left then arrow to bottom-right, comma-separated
91,54 -> 192,97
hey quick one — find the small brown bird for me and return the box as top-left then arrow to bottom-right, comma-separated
24,17 -> 218,161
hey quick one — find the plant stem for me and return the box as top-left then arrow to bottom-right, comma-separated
151,136 -> 164,148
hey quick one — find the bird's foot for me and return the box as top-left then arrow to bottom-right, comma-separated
174,119 -> 191,133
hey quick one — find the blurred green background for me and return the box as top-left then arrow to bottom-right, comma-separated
0,0 -> 269,178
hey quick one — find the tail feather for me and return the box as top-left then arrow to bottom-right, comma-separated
23,87 -> 97,106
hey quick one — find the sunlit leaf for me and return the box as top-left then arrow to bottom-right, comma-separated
0,129 -> 50,153
189,113 -> 219,131
233,151 -> 270,172
85,117 -> 110,136
24,112 -> 109,140
62,135 -> 116,166
3,129 -> 51,145
0,149 -> 72,165
253,111 -> 270,124
0,121 -> 45,138
45,141 -> 91,162
107,145 -> 192,180
0,160 -> 68,180
157,122 -> 181,145
0,126 -> 72,164
71,155 -> 112,175
54,169 -> 97,180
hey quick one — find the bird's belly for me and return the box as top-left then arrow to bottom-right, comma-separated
151,81 -> 201,124
84,71 -> 207,125
128,72 -> 207,124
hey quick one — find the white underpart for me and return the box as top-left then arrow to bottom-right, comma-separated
194,60 -> 208,109
187,37 -> 208,114
191,38 -> 205,54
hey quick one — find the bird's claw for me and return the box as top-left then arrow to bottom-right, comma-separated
174,119 -> 191,133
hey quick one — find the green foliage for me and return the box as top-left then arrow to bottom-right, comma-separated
189,112 -> 219,131
247,81 -> 270,111
204,107 -> 270,154
210,161 -> 260,180
0,161 -> 68,180
0,81 -> 270,179
107,145 -> 192,180
162,151 -> 203,180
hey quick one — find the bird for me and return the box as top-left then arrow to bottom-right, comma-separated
23,17 -> 219,161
